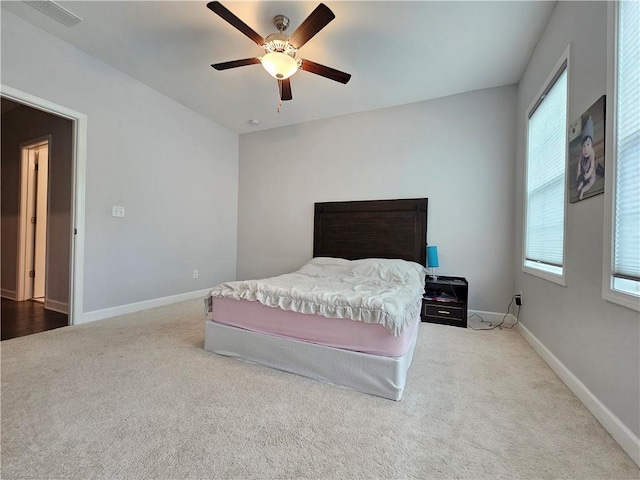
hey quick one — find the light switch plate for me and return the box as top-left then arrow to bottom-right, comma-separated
112,206 -> 125,217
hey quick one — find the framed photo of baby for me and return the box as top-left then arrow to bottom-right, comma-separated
568,95 -> 606,203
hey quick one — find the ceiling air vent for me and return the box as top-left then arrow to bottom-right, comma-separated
25,1 -> 82,27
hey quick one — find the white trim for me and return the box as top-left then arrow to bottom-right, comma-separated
70,110 -> 87,325
522,264 -> 567,287
602,2 -> 640,313
79,288 -> 212,324
1,289 -> 17,300
44,299 -> 69,315
517,322 -> 640,467
522,44 -> 570,288
1,84 -> 87,325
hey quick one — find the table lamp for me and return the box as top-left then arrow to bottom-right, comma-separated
427,245 -> 439,280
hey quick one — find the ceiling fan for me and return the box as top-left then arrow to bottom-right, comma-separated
207,1 -> 351,104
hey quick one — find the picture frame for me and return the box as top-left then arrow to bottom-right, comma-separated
569,95 -> 606,203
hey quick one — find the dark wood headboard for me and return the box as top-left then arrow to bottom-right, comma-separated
313,198 -> 428,266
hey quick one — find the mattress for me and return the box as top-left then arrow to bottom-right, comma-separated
208,297 -> 419,357
207,257 -> 426,336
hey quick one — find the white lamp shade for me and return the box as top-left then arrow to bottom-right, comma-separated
261,52 -> 298,80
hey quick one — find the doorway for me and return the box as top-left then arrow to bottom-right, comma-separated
17,138 -> 50,304
1,84 -> 87,335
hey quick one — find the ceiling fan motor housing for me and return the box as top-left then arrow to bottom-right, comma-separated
273,14 -> 290,32
264,33 -> 297,58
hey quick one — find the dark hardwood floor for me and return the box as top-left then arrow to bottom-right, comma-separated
1,298 -> 68,341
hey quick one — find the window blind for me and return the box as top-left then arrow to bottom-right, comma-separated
614,0 -> 640,284
526,69 -> 568,270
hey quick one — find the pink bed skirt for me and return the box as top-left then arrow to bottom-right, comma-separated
209,297 -> 419,357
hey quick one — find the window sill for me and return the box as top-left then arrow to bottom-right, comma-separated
603,285 -> 640,313
523,262 -> 566,286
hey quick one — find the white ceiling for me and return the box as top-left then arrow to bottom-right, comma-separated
2,1 -> 555,134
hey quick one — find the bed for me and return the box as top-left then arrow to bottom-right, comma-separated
204,198 -> 428,400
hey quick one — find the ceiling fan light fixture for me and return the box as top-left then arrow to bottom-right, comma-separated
261,52 -> 299,80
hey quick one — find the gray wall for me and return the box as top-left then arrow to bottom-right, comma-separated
238,86 -> 518,314
515,2 -> 639,437
1,11 -> 239,315
1,104 -> 73,307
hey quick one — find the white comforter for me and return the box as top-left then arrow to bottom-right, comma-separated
208,257 -> 427,336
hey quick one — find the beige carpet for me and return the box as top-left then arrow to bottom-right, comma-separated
1,299 -> 638,479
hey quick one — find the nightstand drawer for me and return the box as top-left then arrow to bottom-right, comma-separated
423,302 -> 465,320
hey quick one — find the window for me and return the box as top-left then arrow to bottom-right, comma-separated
524,50 -> 569,284
604,1 -> 640,310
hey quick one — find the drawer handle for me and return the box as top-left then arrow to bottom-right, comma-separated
437,310 -> 450,315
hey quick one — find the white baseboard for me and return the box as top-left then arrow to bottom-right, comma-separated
45,299 -> 68,314
517,322 -> 640,467
78,288 -> 212,325
1,289 -> 17,300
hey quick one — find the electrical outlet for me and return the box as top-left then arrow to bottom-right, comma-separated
112,205 -> 125,217
515,291 -> 523,306
193,269 -> 199,279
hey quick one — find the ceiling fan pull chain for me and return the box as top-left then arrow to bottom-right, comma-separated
277,98 -> 283,113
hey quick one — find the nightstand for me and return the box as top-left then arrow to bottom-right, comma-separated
422,276 -> 468,328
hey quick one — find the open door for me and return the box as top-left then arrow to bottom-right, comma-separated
33,143 -> 49,302
16,137 -> 49,303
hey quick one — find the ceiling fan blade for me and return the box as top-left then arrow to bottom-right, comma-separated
300,59 -> 351,84
289,3 -> 335,49
278,78 -> 293,101
207,1 -> 265,46
212,58 -> 261,70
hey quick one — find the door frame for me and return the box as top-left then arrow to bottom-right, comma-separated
16,135 -> 51,302
1,84 -> 87,325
